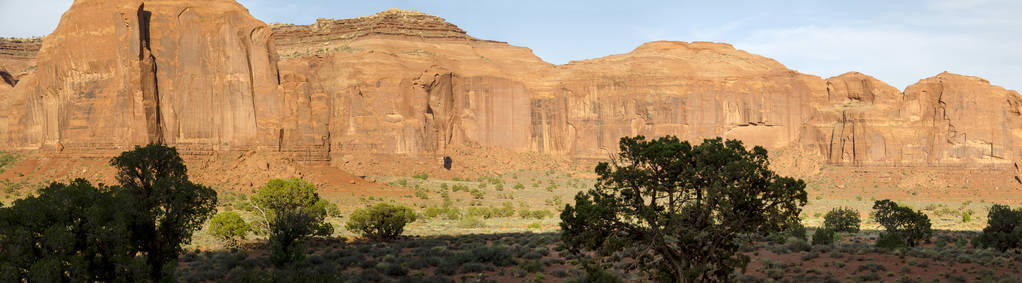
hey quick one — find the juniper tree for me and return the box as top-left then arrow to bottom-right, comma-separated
561,136 -> 807,282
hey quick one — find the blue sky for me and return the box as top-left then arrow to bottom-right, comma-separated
2,0 -> 1020,92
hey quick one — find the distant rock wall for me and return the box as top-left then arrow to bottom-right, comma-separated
2,2 -> 1021,172
806,72 -> 1022,167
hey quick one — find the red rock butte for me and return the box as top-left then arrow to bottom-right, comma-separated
2,1 -> 1021,180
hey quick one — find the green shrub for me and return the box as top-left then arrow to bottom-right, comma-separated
457,245 -> 513,266
251,178 -> 333,236
444,207 -> 462,220
269,209 -> 320,266
415,188 -> 429,200
785,222 -> 808,241
545,184 -> 557,192
465,203 -> 516,219
858,262 -> 886,273
935,236 -> 948,249
812,228 -> 835,245
110,144 -> 218,281
974,204 -> 1022,252
378,262 -> 408,276
0,179 -> 147,281
209,211 -> 250,248
823,207 -> 861,233
412,173 -> 429,180
424,206 -> 462,220
470,189 -> 485,199
784,237 -> 811,252
572,264 -> 621,283
0,152 -> 18,173
345,203 -> 417,241
519,209 -> 554,220
457,216 -> 486,228
875,232 -> 907,249
519,259 -> 543,273
321,199 -> 341,217
873,199 -> 932,246
460,262 -> 487,273
466,206 -> 495,219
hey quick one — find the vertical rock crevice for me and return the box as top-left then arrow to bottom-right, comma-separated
0,71 -> 15,87
138,4 -> 164,145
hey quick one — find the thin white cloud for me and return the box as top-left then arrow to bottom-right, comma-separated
729,0 -> 1022,92
734,23 -> 1021,91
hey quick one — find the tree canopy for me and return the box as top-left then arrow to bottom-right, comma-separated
112,144 -> 218,281
974,204 -> 1022,252
252,178 -> 334,266
560,136 -> 807,282
209,211 -> 251,248
873,199 -> 932,247
250,178 -> 333,236
0,179 -> 146,281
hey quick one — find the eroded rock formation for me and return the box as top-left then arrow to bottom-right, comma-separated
2,3 -> 1021,175
0,37 -> 41,86
806,72 -> 1022,167
1,0 -> 327,160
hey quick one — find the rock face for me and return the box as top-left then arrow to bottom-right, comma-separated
535,41 -> 818,157
806,72 -> 1022,167
3,4 -> 1021,175
2,0 -> 327,159
0,37 -> 41,87
272,9 -> 489,58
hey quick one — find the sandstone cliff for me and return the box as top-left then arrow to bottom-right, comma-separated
0,37 -> 40,87
2,0 -> 327,160
806,72 -> 1022,167
3,3 -> 1021,179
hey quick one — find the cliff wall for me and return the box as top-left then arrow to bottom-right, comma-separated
2,3 -> 1020,175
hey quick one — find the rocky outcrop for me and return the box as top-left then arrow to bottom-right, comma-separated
1,0 -> 327,160
807,72 -> 1022,167
901,73 -> 1022,166
0,37 -> 41,87
806,72 -> 906,164
535,41 -> 818,157
271,9 -> 490,58
3,3 -> 1021,175
0,37 -> 41,58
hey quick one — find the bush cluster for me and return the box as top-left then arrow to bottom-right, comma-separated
251,178 -> 335,266
345,203 -> 418,241
812,228 -> 835,246
823,207 -> 861,233
466,203 -> 515,219
209,211 -> 251,248
873,199 -> 932,247
0,145 -> 218,282
424,206 -> 463,220
519,209 -> 554,220
974,204 -> 1022,252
